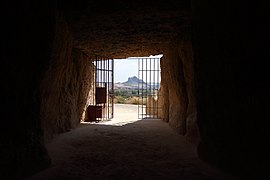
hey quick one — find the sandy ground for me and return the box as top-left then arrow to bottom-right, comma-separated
26,104 -> 237,180
97,104 -> 141,126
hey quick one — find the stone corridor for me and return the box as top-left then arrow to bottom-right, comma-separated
27,118 -> 236,180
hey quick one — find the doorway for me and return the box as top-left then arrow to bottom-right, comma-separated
88,55 -> 162,123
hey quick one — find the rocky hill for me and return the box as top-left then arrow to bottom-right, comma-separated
115,76 -> 159,90
124,76 -> 145,85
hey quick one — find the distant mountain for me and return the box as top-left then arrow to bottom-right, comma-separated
115,76 -> 160,90
123,76 -> 146,85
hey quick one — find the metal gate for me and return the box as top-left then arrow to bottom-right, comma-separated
88,57 -> 114,122
138,57 -> 161,119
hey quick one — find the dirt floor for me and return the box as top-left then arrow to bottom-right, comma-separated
26,104 -> 237,180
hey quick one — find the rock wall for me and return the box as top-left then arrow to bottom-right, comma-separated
162,46 -> 187,135
160,34 -> 199,144
192,0 -> 268,178
1,1 -> 56,178
41,13 -> 95,141
177,36 -> 199,144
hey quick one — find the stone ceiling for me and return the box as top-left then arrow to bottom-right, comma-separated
61,0 -> 191,58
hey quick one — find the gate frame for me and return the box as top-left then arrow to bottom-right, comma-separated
91,57 -> 114,122
137,57 -> 161,119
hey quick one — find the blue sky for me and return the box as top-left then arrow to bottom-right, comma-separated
114,59 -> 138,83
114,55 -> 163,83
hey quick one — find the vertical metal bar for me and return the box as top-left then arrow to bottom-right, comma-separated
98,57 -> 99,87
142,58 -> 144,119
153,58 -> 155,118
152,58 -> 154,118
107,58 -> 109,119
103,58 -> 105,120
95,57 -> 97,88
105,58 -> 106,120
156,58 -> 158,118
139,58 -> 140,119
104,58 -> 106,119
96,56 -> 98,122
150,58 -> 152,117
143,58 -> 144,118
148,58 -> 150,117
101,57 -> 102,88
110,59 -> 112,119
98,57 -> 100,87
111,59 -> 114,118
153,58 -> 155,117
153,58 -> 156,118
100,58 -> 102,88
106,59 -> 108,120
146,58 -> 148,118
94,58 -> 96,105
157,58 -> 160,118
109,59 -> 111,119
139,58 -> 141,119
96,56 -> 98,105
138,58 -> 139,119
106,59 -> 110,119
141,58 -> 143,119
98,56 -> 102,86
98,59 -> 100,120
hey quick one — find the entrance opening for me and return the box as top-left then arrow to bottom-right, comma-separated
83,54 -> 162,126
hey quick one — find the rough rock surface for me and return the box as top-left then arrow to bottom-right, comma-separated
192,1 -> 268,178
159,34 -> 199,144
177,35 -> 199,144
62,0 -> 191,58
162,46 -> 188,134
1,1 -> 56,178
41,13 -> 95,141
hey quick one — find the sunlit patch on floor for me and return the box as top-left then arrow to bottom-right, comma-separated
81,104 -> 141,126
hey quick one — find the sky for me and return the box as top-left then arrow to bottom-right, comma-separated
114,55 -> 163,83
